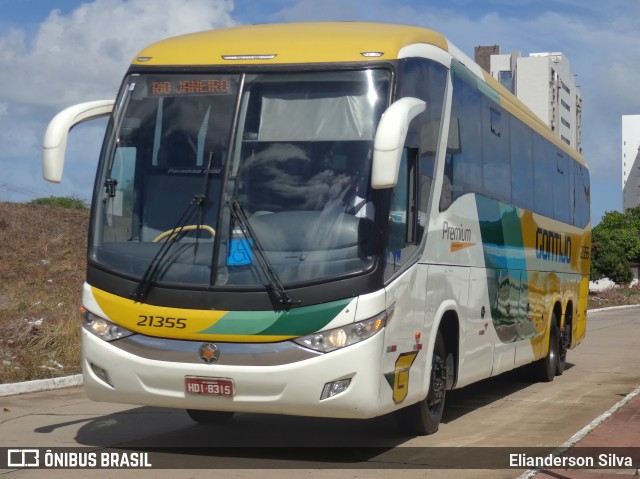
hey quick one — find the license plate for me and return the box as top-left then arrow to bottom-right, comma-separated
185,376 -> 234,397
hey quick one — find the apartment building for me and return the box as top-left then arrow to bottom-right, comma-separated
475,47 -> 582,153
622,115 -> 640,211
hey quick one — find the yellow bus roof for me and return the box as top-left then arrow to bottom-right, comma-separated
131,21 -> 585,164
131,22 -> 449,66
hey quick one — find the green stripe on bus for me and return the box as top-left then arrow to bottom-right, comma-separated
197,298 -> 352,336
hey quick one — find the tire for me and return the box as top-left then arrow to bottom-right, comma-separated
556,320 -> 569,376
533,315 -> 559,382
395,331 -> 447,436
186,409 -> 234,424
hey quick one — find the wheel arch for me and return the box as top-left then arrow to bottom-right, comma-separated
563,299 -> 574,347
431,305 -> 459,391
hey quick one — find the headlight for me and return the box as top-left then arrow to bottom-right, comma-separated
83,310 -> 134,342
293,308 -> 392,353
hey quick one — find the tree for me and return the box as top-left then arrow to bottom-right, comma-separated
590,207 -> 640,284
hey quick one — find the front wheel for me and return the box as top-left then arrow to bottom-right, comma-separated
395,331 -> 447,436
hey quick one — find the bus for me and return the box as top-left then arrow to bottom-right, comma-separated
43,22 -> 590,435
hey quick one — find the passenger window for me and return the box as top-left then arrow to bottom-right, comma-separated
553,152 -> 571,224
490,107 -> 502,137
574,164 -> 591,227
440,74 -> 483,211
510,117 -> 534,212
533,138 -> 554,218
397,58 -> 447,239
385,149 -> 419,279
483,99 -> 511,203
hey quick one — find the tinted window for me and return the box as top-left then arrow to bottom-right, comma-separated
553,153 -> 571,224
439,64 -> 587,227
510,117 -> 535,211
440,74 -> 483,210
533,137 -> 555,218
574,164 -> 591,227
482,99 -> 511,203
397,58 -> 448,237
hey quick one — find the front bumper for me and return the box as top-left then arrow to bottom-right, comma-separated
82,328 -> 387,419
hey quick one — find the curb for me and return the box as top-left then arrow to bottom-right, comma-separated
0,374 -> 83,397
587,304 -> 640,314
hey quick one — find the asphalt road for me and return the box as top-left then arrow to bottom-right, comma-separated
1,306 -> 638,479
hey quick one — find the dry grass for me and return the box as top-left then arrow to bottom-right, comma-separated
589,282 -> 640,309
0,202 -> 88,383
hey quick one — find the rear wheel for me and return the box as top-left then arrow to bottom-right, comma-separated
533,314 -> 559,382
557,321 -> 569,376
395,331 -> 447,435
186,409 -> 234,424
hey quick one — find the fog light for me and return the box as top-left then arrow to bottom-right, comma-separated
90,362 -> 114,388
320,378 -> 351,400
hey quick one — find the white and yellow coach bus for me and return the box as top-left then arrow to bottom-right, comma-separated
43,22 -> 590,435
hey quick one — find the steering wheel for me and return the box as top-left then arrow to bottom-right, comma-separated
153,225 -> 216,243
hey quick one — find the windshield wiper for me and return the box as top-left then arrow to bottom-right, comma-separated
228,199 -> 301,311
131,153 -> 215,303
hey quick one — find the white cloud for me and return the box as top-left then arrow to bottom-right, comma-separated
0,0 -> 236,202
0,0 -> 236,108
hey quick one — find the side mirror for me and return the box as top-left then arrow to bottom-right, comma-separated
43,100 -> 115,183
371,97 -> 426,189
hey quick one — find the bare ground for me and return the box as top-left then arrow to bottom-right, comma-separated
0,202 -> 87,383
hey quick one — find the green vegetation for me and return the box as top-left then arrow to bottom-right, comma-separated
590,207 -> 640,284
28,195 -> 89,210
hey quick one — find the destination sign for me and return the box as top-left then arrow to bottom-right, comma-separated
150,78 -> 232,96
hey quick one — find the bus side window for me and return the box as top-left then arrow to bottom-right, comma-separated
554,152 -> 571,224
574,164 -> 590,227
440,74 -> 483,211
533,137 -> 555,219
482,99 -> 511,204
386,148 -> 419,278
510,116 -> 535,212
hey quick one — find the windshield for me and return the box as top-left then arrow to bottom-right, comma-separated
90,69 -> 391,291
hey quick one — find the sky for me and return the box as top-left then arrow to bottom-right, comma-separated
1,0 -> 639,225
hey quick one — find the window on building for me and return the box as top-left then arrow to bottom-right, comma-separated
499,70 -> 514,93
